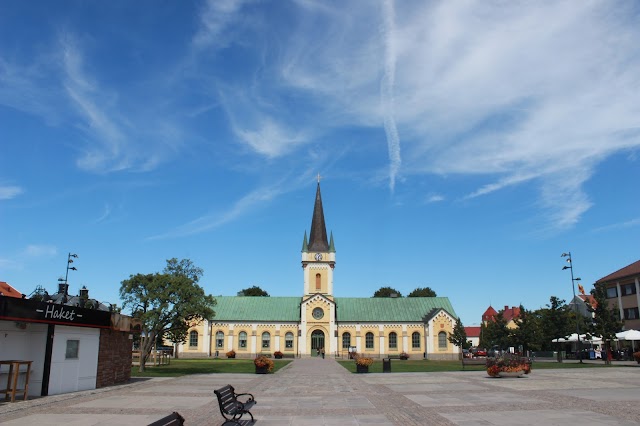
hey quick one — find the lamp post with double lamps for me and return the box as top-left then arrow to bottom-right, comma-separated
561,252 -> 583,363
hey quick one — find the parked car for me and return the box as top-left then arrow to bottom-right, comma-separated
471,347 -> 487,357
462,349 -> 473,358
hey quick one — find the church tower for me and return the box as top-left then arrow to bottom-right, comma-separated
301,180 -> 335,297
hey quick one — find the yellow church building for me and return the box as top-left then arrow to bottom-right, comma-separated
178,182 -> 461,360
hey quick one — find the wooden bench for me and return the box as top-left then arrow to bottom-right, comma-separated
214,384 -> 256,425
147,412 -> 185,426
461,357 -> 486,369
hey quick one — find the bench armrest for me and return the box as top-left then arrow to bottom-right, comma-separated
235,392 -> 255,403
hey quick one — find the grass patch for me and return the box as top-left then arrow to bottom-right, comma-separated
131,358 -> 292,377
337,359 -> 611,373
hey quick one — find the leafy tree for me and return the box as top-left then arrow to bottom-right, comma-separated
120,258 -> 216,372
163,316 -> 190,359
588,283 -> 623,365
510,305 -> 540,354
480,311 -> 510,349
448,318 -> 469,359
538,296 -> 572,352
373,286 -> 402,297
407,287 -> 437,297
239,285 -> 270,297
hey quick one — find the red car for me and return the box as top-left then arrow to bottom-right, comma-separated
471,348 -> 487,357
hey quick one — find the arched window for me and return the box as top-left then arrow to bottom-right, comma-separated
315,273 -> 321,290
365,332 -> 374,349
239,331 -> 247,349
285,332 -> 294,349
388,332 -> 397,349
262,332 -> 271,349
438,331 -> 447,349
215,331 -> 224,348
412,332 -> 421,349
189,330 -> 198,347
342,332 -> 351,349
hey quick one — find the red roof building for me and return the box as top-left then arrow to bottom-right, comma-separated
0,281 -> 22,298
595,259 -> 640,330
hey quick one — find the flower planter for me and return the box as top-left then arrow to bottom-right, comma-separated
356,365 -> 369,374
274,355 -> 283,359
255,366 -> 268,374
227,355 -> 235,359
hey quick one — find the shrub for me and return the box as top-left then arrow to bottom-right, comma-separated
355,356 -> 374,367
254,355 -> 274,372
226,350 -> 236,358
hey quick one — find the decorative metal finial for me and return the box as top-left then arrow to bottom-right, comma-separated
317,173 -> 322,183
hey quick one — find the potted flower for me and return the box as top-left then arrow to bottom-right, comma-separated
254,355 -> 274,374
226,350 -> 236,359
485,353 -> 531,378
633,351 -> 640,364
399,352 -> 409,360
355,356 -> 374,373
274,351 -> 283,359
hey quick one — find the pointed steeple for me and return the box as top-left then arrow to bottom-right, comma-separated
308,182 -> 329,252
302,231 -> 309,252
329,232 -> 335,253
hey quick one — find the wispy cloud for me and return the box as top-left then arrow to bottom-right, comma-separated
425,194 -> 444,204
192,0 -> 247,50
0,185 -> 23,200
23,244 -> 58,258
592,217 -> 640,233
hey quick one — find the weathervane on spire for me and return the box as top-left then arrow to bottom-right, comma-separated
317,173 -> 322,183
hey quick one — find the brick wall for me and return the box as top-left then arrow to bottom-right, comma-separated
96,328 -> 132,388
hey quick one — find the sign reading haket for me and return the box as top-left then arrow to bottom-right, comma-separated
0,296 -> 111,328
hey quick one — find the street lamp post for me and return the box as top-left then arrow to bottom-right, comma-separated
561,252 -> 583,363
59,253 -> 78,303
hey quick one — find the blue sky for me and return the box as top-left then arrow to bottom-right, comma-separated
1,1 -> 639,326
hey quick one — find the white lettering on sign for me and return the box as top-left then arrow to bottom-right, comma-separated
44,304 -> 77,322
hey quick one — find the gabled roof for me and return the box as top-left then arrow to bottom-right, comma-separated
336,297 -> 456,322
212,296 -> 301,322
464,326 -> 481,337
482,305 -> 497,321
0,281 -> 21,298
503,306 -> 521,322
596,259 -> 640,283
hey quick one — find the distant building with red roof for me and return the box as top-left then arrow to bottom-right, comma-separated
464,326 -> 481,347
0,281 -> 22,298
596,259 -> 640,330
482,305 -> 521,329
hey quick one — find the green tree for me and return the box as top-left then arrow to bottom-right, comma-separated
480,312 -> 510,349
407,287 -> 437,297
448,318 -> 469,360
239,285 -> 270,296
588,283 -> 623,365
120,259 -> 216,372
510,305 -> 540,354
538,296 -> 572,352
163,316 -> 190,359
373,286 -> 402,297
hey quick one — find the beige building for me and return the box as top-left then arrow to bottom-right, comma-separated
179,182 -> 460,360
596,259 -> 640,331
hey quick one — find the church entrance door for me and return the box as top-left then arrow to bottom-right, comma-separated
311,330 -> 325,357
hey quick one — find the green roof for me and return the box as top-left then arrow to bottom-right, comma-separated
335,297 -> 456,322
212,296 -> 301,321
212,295 -> 456,323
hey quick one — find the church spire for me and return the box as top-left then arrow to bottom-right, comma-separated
308,182 -> 329,252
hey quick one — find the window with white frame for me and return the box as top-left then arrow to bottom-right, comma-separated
189,330 -> 198,347
438,331 -> 447,349
285,332 -> 294,349
412,332 -> 421,349
216,331 -> 224,348
342,332 -> 351,349
365,332 -> 374,349
239,331 -> 247,348
388,332 -> 397,349
262,332 -> 270,349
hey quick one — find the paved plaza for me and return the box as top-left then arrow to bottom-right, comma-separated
1,358 -> 639,425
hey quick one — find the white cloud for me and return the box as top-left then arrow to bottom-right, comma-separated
0,185 -> 23,200
192,0 -> 247,49
274,1 -> 640,229
23,244 -> 58,258
425,194 -> 444,203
